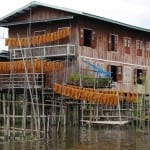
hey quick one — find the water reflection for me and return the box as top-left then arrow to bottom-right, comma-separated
0,127 -> 150,150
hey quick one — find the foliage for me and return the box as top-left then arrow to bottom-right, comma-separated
82,75 -> 95,84
68,73 -> 111,87
69,73 -> 80,84
97,77 -> 111,85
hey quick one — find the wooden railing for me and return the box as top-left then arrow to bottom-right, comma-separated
0,73 -> 44,89
11,44 -> 75,59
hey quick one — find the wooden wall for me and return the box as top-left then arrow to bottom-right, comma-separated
77,16 -> 150,66
11,6 -> 71,22
76,16 -> 150,92
6,5 -> 150,92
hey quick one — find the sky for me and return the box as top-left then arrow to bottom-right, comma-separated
0,0 -> 150,49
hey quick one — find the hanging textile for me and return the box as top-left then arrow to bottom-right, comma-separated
0,59 -> 64,74
53,83 -> 138,105
5,27 -> 71,48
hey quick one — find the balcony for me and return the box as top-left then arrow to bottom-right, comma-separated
11,44 -> 75,60
0,73 -> 44,89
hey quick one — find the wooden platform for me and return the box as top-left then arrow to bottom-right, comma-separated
81,120 -> 130,125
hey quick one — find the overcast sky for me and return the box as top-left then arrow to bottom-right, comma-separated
0,0 -> 150,49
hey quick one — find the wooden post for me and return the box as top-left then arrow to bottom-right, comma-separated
22,89 -> 27,138
81,102 -> 84,126
117,92 -> 122,125
3,92 -> 8,141
12,89 -> 15,140
64,105 -> 67,126
78,100 -> 81,126
41,61 -> 45,138
6,93 -> 10,141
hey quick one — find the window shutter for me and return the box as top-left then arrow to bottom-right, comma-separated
116,66 -> 122,82
79,28 -> 84,46
136,40 -> 143,56
137,49 -> 142,56
108,34 -> 111,51
114,35 -> 118,51
107,65 -> 111,72
125,47 -> 130,54
142,70 -> 146,84
134,69 -> 137,84
91,31 -> 97,48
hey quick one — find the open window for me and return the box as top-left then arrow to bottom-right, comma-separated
134,69 -> 146,85
79,28 -> 97,48
108,34 -> 118,51
136,40 -> 143,56
107,65 -> 123,82
124,37 -> 131,54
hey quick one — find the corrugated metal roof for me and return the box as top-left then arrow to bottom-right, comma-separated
0,1 -> 150,33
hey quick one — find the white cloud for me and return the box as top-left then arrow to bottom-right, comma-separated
0,0 -> 150,50
0,0 -> 150,28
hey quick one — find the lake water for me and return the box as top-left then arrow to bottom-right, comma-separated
0,126 -> 150,150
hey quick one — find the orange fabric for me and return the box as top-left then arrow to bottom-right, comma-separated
53,84 -> 138,105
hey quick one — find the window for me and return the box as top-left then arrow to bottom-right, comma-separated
124,37 -> 131,54
134,69 -> 146,85
136,40 -> 143,56
124,66 -> 131,83
79,28 -> 97,48
107,65 -> 123,82
108,34 -> 118,51
84,29 -> 92,47
146,42 -> 150,51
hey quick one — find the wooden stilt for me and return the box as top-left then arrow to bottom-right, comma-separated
12,89 -> 15,140
3,93 -> 8,141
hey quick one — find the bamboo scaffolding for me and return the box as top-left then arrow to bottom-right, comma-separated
17,34 -> 40,138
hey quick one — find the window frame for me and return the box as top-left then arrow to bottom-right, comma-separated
108,34 -> 118,51
134,68 -> 146,85
124,37 -> 131,54
136,40 -> 143,56
79,28 -> 97,48
107,65 -> 123,82
146,41 -> 150,51
123,66 -> 132,83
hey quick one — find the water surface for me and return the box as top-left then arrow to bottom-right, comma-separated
0,127 -> 150,150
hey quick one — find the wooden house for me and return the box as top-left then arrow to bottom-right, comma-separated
0,1 -> 150,93
0,1 -> 150,139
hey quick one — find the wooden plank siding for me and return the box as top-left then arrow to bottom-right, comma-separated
4,5 -> 150,92
76,16 -> 150,92
77,17 -> 150,66
11,6 -> 71,22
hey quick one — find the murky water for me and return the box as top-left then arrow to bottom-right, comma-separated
0,127 -> 150,150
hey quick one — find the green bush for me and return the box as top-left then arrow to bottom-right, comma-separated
68,73 -> 111,87
69,73 -> 80,83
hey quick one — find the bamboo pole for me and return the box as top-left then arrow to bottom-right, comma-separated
6,93 -> 10,140
17,33 -> 39,138
41,60 -> 45,137
12,88 -> 15,140
22,87 -> 27,137
3,93 -> 7,141
27,32 -> 41,138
